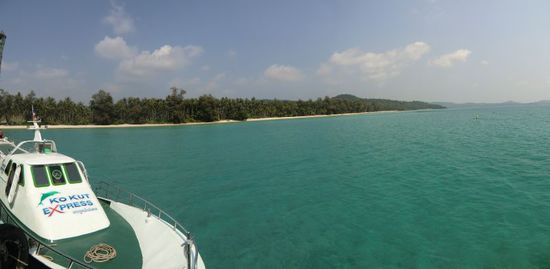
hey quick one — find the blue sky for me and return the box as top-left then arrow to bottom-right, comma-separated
1,0 -> 550,102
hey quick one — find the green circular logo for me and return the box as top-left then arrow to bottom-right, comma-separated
52,170 -> 63,180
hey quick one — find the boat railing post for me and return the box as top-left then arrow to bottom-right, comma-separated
193,243 -> 199,269
185,234 -> 192,269
189,233 -> 195,269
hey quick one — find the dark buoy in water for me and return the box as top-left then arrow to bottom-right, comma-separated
0,224 -> 29,268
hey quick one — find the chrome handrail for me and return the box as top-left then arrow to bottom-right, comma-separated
8,139 -> 54,156
0,140 -> 16,168
0,199 -> 94,269
92,180 -> 199,269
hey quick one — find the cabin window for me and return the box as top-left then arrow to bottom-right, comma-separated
5,163 -> 17,196
48,165 -> 66,185
64,163 -> 82,184
32,165 -> 50,187
3,160 -> 12,175
18,168 -> 24,186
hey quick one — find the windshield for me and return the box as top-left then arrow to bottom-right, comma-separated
31,162 -> 83,188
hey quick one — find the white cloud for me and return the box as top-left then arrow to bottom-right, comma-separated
1,62 -> 18,72
101,82 -> 123,93
227,49 -> 237,58
3,65 -> 83,98
190,77 -> 201,85
201,73 -> 227,93
480,60 -> 489,65
103,2 -> 135,35
264,64 -> 303,81
118,45 -> 203,77
33,67 -> 69,79
94,35 -> 203,80
95,36 -> 136,60
403,42 -> 432,60
430,49 -> 471,67
516,80 -> 529,86
234,77 -> 250,86
316,63 -> 331,76
213,73 -> 226,80
319,41 -> 431,81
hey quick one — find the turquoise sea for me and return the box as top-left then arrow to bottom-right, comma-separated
6,105 -> 550,268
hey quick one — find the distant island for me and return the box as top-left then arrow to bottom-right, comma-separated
433,100 -> 550,108
0,89 -> 444,126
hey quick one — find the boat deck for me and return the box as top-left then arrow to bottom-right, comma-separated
37,200 -> 143,268
0,179 -> 204,269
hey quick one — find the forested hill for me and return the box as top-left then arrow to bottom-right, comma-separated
333,94 -> 445,110
0,89 -> 444,125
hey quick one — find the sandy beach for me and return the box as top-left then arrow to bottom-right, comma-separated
0,110 -> 397,130
246,111 -> 397,121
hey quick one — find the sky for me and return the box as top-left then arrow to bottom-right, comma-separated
1,0 -> 550,103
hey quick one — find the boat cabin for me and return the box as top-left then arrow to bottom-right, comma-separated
0,140 -> 110,241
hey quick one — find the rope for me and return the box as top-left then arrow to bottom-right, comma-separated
83,243 -> 117,263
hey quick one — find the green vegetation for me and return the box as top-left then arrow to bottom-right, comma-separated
0,89 -> 444,125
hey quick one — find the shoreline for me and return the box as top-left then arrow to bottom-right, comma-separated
0,110 -> 398,130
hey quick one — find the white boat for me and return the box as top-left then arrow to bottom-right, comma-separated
0,117 -> 206,269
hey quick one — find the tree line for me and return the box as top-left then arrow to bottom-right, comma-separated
0,88 -> 444,125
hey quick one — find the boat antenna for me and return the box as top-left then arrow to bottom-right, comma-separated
28,105 -> 44,141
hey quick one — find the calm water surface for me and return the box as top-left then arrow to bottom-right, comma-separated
7,105 -> 550,268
